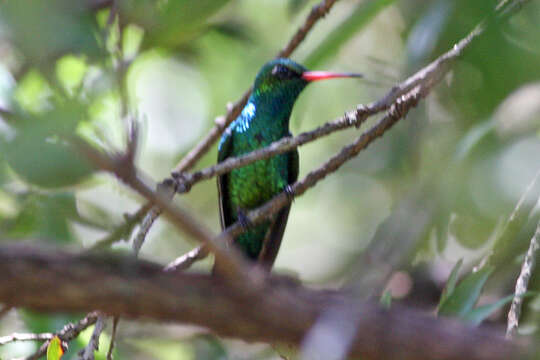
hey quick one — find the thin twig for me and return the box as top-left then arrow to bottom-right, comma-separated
79,314 -> 106,360
172,106 -> 371,193
84,5 -> 127,357
90,204 -> 150,250
0,332 -> 53,346
163,245 -> 208,272
106,317 -> 119,360
475,169 -> 540,270
23,312 -> 99,360
132,181 -> 175,256
75,139 -> 257,284
506,221 -> 540,338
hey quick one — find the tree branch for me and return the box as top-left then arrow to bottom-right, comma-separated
79,314 -> 106,360
0,244 -> 532,360
163,245 -> 208,273
506,221 -> 540,338
75,140 -> 255,284
0,333 -> 53,346
22,312 -> 99,360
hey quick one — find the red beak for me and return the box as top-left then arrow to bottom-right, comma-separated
301,71 -> 363,82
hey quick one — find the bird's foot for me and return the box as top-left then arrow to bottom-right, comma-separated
237,210 -> 252,230
284,185 -> 295,202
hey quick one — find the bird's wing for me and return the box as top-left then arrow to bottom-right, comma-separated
217,128 -> 234,230
258,146 -> 299,269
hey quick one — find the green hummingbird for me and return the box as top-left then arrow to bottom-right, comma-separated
215,58 -> 361,272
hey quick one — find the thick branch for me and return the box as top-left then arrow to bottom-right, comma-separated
0,245 -> 532,360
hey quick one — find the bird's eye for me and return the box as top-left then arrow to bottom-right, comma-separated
271,65 -> 297,80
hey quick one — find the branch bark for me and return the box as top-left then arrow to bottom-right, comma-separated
0,244 -> 532,360
506,221 -> 540,338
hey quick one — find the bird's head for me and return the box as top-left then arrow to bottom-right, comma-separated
253,58 -> 362,104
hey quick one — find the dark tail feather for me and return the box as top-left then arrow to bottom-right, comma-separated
257,205 -> 291,270
213,205 -> 291,275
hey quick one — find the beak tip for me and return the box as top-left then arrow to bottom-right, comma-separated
302,71 -> 363,81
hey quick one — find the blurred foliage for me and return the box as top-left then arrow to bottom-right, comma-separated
0,0 -> 540,359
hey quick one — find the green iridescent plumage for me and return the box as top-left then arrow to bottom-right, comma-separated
216,58 -> 361,271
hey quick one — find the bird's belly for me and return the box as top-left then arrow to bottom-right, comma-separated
227,155 -> 288,213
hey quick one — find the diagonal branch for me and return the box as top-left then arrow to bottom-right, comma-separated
506,221 -> 540,338
75,139 -> 261,285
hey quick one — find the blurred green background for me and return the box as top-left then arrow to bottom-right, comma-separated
1,0 -> 540,359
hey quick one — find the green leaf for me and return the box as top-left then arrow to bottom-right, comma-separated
1,104 -> 95,188
453,119 -> 495,162
4,136 -> 94,188
288,0 -> 310,15
462,294 -> 514,326
47,336 -> 64,360
122,0 -> 233,49
438,259 -> 463,308
438,266 -> 494,317
3,193 -> 78,243
380,290 -> 392,309
463,291 -> 538,326
304,0 -> 396,68
0,0 -> 102,63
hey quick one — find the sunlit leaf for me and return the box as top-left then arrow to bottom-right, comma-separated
438,266 -> 494,317
47,336 -> 64,360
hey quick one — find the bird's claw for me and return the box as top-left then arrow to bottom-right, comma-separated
284,185 -> 295,201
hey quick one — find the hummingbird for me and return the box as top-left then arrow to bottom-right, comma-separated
215,58 -> 362,273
